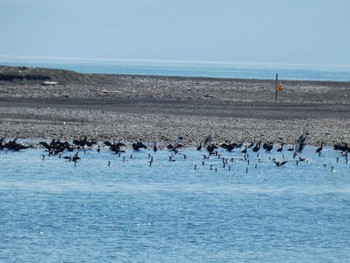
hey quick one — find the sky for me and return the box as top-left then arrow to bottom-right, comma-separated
0,0 -> 349,66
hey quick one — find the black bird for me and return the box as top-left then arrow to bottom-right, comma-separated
287,145 -> 295,151
72,136 -> 96,148
4,138 -> 29,151
295,131 -> 309,153
104,141 -> 113,147
62,155 -> 80,162
220,143 -> 230,150
63,152 -> 81,162
236,140 -> 244,149
316,142 -> 323,154
39,141 -> 51,150
166,144 -> 174,150
252,141 -> 261,152
226,143 -> 237,152
167,137 -> 183,151
72,155 -> 81,162
333,142 -> 350,152
132,141 -> 147,151
264,143 -> 273,152
272,158 -> 288,167
265,145 -> 273,152
104,141 -> 126,154
206,144 -> 217,155
196,143 -> 202,151
277,143 -> 284,152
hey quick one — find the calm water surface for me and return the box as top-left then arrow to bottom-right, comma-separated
1,58 -> 350,81
1,145 -> 350,262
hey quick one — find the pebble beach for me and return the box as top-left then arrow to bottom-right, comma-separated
0,65 -> 349,147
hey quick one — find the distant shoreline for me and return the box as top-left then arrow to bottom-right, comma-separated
0,65 -> 349,147
1,59 -> 350,81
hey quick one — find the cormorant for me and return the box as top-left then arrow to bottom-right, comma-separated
252,141 -> 261,152
272,158 -> 288,166
277,143 -> 284,152
316,142 -> 323,153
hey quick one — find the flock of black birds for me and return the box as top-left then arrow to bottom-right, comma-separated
0,133 -> 349,172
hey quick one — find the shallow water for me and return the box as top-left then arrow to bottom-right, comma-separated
1,145 -> 349,262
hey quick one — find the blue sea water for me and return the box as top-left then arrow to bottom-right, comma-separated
1,144 -> 349,262
1,57 -> 350,261
1,57 -> 350,81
